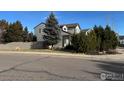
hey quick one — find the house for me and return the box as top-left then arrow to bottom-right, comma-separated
34,23 -> 81,48
119,35 -> 124,45
81,28 -> 93,35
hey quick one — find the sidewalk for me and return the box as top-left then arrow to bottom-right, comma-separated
0,50 -> 86,57
0,50 -> 123,60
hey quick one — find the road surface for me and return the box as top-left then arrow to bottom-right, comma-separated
0,52 -> 124,80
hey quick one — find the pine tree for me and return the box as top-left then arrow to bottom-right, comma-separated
43,12 -> 60,49
78,31 -> 88,53
28,32 -> 33,42
104,25 -> 118,50
4,23 -> 14,42
4,21 -> 24,42
72,32 -> 88,53
13,20 -> 24,41
23,27 -> 29,42
111,31 -> 118,49
93,25 -> 104,51
0,19 -> 8,43
87,30 -> 97,52
71,34 -> 80,52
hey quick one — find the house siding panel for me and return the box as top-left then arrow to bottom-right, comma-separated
34,24 -> 45,41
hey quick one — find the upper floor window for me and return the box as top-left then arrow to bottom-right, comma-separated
62,26 -> 67,32
39,28 -> 41,33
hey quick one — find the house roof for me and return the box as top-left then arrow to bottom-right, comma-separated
34,23 -> 81,30
119,36 -> 124,40
81,28 -> 90,32
59,23 -> 81,29
34,22 -> 45,29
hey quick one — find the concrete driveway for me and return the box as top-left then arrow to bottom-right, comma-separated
0,52 -> 124,80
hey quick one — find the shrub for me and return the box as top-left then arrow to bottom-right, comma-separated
106,49 -> 118,54
64,45 -> 74,50
69,25 -> 118,54
71,31 -> 88,53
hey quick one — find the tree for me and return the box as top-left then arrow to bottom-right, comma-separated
87,30 -> 97,52
4,23 -> 15,42
78,31 -> 88,53
12,20 -> 24,41
93,25 -> 105,51
32,35 -> 37,41
71,33 -> 80,52
93,25 -> 101,51
93,25 -> 118,52
28,32 -> 33,42
43,12 -> 60,49
104,25 -> 118,50
0,19 -> 8,29
111,31 -> 118,49
72,32 -> 88,53
70,25 -> 118,54
23,27 -> 29,42
0,19 -> 35,43
4,21 -> 24,42
0,19 -> 8,43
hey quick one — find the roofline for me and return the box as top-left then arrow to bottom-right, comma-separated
34,23 -> 81,30
60,23 -> 81,29
76,24 -> 81,30
60,23 -> 79,26
34,22 -> 45,29
82,28 -> 90,30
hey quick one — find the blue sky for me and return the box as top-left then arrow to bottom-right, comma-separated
0,11 -> 123,35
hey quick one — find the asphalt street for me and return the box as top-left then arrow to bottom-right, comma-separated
0,52 -> 124,80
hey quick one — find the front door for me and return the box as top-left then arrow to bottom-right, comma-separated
62,35 -> 70,47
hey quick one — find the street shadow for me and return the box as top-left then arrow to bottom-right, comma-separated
91,60 -> 124,74
82,59 -> 124,80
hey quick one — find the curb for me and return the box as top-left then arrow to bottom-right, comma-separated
0,51 -> 123,59
0,51 -> 86,57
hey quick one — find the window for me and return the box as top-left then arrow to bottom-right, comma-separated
39,28 -> 41,33
62,26 -> 67,32
63,28 -> 67,31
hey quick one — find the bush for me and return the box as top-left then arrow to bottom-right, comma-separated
64,45 -> 74,50
106,50 -> 118,54
119,44 -> 124,47
71,32 -> 88,53
69,25 -> 118,54
86,51 -> 99,55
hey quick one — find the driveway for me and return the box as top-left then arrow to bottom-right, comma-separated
0,52 -> 124,80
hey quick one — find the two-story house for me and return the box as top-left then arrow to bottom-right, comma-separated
34,23 -> 81,48
119,36 -> 124,45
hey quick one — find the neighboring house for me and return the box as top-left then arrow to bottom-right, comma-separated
116,33 -> 120,42
34,23 -> 81,48
81,28 -> 93,35
119,36 -> 124,45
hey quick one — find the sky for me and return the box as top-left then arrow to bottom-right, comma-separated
0,11 -> 124,35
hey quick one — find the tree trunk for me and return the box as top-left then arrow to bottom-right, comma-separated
51,44 -> 53,50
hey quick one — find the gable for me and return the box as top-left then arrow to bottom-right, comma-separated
60,23 -> 81,34
34,23 -> 45,36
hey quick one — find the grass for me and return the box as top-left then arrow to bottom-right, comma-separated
0,48 -> 121,55
0,48 -> 76,54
